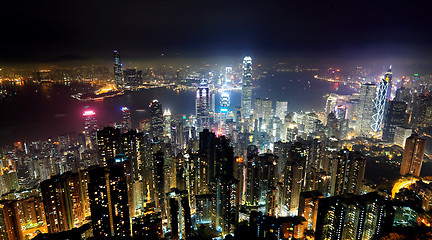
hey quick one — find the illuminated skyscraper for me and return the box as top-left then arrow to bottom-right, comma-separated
96,126 -> 120,167
400,133 -> 427,177
382,101 -> 408,141
355,83 -> 376,137
120,106 -> 132,133
241,56 -> 252,119
372,68 -> 392,132
83,109 -> 97,149
220,92 -> 230,135
275,101 -> 288,120
113,50 -> 123,88
225,67 -> 233,85
330,150 -> 366,196
163,109 -> 172,139
196,80 -> 211,132
150,100 -> 164,141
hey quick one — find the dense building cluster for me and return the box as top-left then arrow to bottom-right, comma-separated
0,55 -> 431,240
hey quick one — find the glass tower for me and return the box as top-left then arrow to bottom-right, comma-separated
241,56 -> 252,119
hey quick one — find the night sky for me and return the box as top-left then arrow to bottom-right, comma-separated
2,0 -> 432,63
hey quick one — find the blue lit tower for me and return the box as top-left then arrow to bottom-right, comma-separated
114,50 -> 123,88
371,67 -> 392,132
220,92 -> 230,135
241,56 -> 252,119
196,80 -> 211,132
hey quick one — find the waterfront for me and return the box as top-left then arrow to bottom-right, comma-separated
0,71 -> 350,146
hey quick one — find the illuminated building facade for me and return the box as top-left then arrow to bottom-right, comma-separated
372,68 -> 392,132
114,50 -> 123,88
40,172 -> 86,233
88,161 -> 131,238
275,101 -> 288,120
196,80 -> 211,133
150,100 -> 164,141
355,83 -> 376,137
382,100 -> 408,141
96,126 -> 120,167
298,191 -> 323,232
83,109 -> 98,149
241,56 -> 252,119
123,68 -> 142,88
315,192 -> 389,240
120,106 -> 132,133
331,150 -> 366,196
400,133 -> 427,177
220,92 -> 230,135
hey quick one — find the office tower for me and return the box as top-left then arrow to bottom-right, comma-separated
154,151 -> 165,213
196,80 -> 211,133
315,192 -> 390,240
195,194 -> 213,224
220,92 -> 230,135
123,68 -> 142,87
88,162 -> 131,238
372,68 -> 392,132
298,191 -> 323,232
1,197 -> 48,240
225,67 -> 233,85
163,109 -> 172,139
326,112 -> 340,139
330,150 -> 366,196
83,109 -> 98,149
254,98 -> 272,128
382,101 -> 408,141
96,126 -> 120,167
241,56 -> 253,119
40,172 -> 86,233
132,213 -> 163,239
355,83 -> 377,137
245,152 -> 278,206
410,93 -> 432,128
394,126 -> 412,147
400,133 -> 427,177
114,50 -> 123,88
120,106 -> 132,133
150,100 -> 164,141
275,101 -> 288,120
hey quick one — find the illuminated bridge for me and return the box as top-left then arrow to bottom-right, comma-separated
391,177 -> 432,198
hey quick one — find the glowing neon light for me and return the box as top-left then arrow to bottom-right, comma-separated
121,107 -> 129,111
83,110 -> 96,116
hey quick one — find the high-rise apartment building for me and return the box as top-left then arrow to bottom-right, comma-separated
400,133 -> 427,177
382,100 -> 408,141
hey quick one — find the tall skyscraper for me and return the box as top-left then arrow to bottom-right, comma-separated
150,100 -> 164,141
355,83 -> 377,137
275,101 -> 288,120
88,162 -> 131,238
83,109 -> 98,149
113,50 -> 123,88
196,80 -> 211,132
220,92 -> 230,135
96,126 -> 120,167
224,66 -> 233,85
330,150 -> 366,196
241,56 -> 252,119
371,68 -> 392,132
400,133 -> 427,177
382,101 -> 408,141
120,106 -> 132,133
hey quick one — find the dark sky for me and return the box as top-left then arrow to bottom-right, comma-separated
2,0 -> 432,63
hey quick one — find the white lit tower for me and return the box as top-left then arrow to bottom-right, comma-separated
241,56 -> 252,119
225,67 -> 233,86
120,106 -> 132,133
220,92 -> 230,135
196,80 -> 211,132
83,109 -> 98,149
371,67 -> 392,132
114,50 -> 123,88
163,109 -> 172,139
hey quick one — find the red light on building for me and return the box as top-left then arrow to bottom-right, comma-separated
83,110 -> 96,116
236,157 -> 243,163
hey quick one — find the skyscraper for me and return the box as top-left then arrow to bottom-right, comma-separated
382,101 -> 408,141
113,50 -> 123,88
371,68 -> 392,132
220,92 -> 230,135
150,100 -> 164,141
96,126 -> 120,167
241,56 -> 252,119
120,106 -> 132,133
330,150 -> 366,196
275,101 -> 288,120
400,133 -> 427,177
83,109 -> 98,149
196,80 -> 211,132
355,83 -> 377,137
